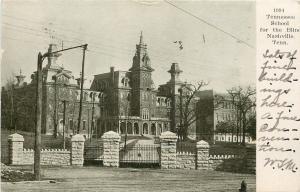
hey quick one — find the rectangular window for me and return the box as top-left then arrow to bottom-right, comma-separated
100,107 -> 104,116
91,120 -> 95,130
83,120 -> 86,130
69,119 -> 73,130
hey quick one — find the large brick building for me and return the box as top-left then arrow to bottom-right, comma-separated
2,33 -> 190,138
196,90 -> 253,143
90,33 -> 187,137
1,44 -> 101,137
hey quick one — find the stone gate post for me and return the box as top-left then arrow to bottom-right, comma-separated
159,131 -> 177,169
196,140 -> 210,170
245,145 -> 256,174
8,133 -> 24,165
102,131 -> 120,167
71,134 -> 85,166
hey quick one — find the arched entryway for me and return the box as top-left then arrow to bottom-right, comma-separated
143,123 -> 148,134
127,122 -> 133,134
158,123 -> 162,135
120,122 -> 126,134
151,123 -> 156,135
134,123 -> 139,135
58,119 -> 64,136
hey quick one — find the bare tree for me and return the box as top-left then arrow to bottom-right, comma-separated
227,86 -> 256,145
177,81 -> 208,141
2,73 -> 17,131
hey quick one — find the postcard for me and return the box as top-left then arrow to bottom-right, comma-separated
1,0 -> 299,191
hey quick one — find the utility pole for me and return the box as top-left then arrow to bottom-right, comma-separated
124,94 -> 129,151
87,108 -> 90,140
77,45 -> 88,134
62,100 -> 66,149
10,84 -> 14,133
34,44 -> 87,181
90,93 -> 95,142
178,87 -> 183,141
53,77 -> 58,138
34,52 -> 43,181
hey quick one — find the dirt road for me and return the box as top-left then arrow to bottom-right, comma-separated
1,166 -> 255,192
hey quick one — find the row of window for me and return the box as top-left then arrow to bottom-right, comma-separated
68,119 -> 95,130
157,97 -> 170,107
215,135 -> 251,142
221,101 -> 236,109
216,113 -> 236,121
142,108 -> 150,120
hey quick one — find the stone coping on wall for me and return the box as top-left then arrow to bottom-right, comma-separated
159,131 -> 177,141
102,131 -> 121,140
8,133 -> 24,142
176,151 -> 196,156
23,148 -> 70,152
196,140 -> 209,148
209,154 -> 243,160
71,134 -> 85,142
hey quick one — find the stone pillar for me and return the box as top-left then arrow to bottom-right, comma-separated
159,131 -> 177,169
71,134 -> 85,166
196,140 -> 210,170
8,133 -> 24,165
102,131 -> 120,167
245,145 -> 256,174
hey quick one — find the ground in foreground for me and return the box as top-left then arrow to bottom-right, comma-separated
1,166 -> 255,192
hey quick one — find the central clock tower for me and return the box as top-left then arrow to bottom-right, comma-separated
130,32 -> 155,117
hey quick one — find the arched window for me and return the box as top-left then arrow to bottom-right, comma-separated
164,123 -> 168,131
151,123 -> 156,135
120,122 -> 126,134
167,99 -> 170,107
127,122 -> 133,134
121,77 -> 129,87
142,108 -> 149,120
158,124 -> 162,135
143,123 -> 148,134
134,123 -> 139,135
157,98 -> 161,106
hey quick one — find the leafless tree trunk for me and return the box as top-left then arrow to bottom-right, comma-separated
177,81 -> 208,141
227,86 -> 256,145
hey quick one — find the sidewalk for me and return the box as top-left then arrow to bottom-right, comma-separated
1,166 -> 255,192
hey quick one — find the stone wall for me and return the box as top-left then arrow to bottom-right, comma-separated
8,133 -> 85,166
245,146 -> 256,174
102,131 -> 120,167
160,131 -> 177,169
196,140 -> 210,170
209,155 -> 244,171
176,152 -> 196,169
159,134 -> 255,174
22,149 -> 70,166
71,134 -> 85,166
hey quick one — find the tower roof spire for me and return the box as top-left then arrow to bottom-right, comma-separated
139,31 -> 143,44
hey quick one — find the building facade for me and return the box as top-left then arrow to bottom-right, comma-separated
196,90 -> 253,143
2,33 -> 196,138
90,33 -> 184,137
1,44 -> 101,137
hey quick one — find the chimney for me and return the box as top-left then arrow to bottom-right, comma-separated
15,69 -> 26,87
47,44 -> 61,68
75,72 -> 86,88
168,63 -> 183,83
110,66 -> 115,86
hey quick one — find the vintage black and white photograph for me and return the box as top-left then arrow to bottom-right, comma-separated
1,0 -> 256,191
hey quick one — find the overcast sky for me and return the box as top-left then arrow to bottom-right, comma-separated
1,0 -> 255,92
